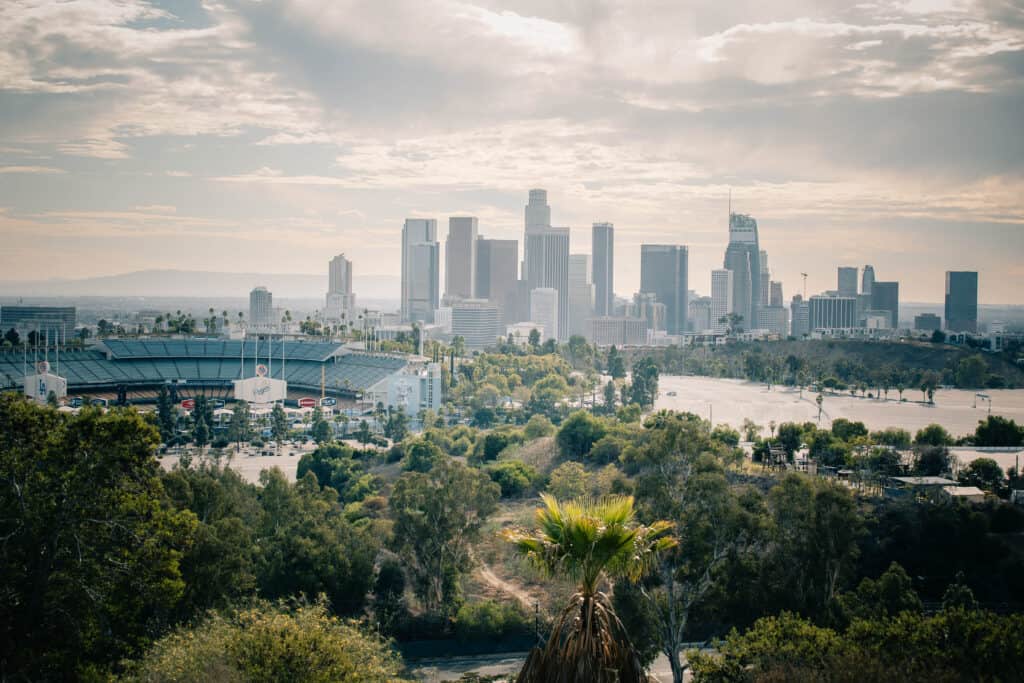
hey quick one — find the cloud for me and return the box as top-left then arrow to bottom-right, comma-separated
0,165 -> 66,174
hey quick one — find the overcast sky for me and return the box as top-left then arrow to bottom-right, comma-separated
1,0 -> 1022,303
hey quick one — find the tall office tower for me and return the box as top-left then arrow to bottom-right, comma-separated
524,188 -> 551,234
862,265 -> 875,296
592,222 -> 615,316
790,295 -> 810,337
759,250 -> 770,307
445,217 -> 478,300
945,271 -> 978,333
871,281 -> 900,328
530,287 -> 559,342
568,254 -> 595,339
451,299 -> 500,350
249,286 -> 273,328
401,218 -> 440,323
640,244 -> 689,334
688,296 -> 713,333
524,227 -> 570,340
475,238 -> 519,323
809,295 -> 857,330
838,267 -> 859,297
325,254 -> 356,321
724,213 -> 761,331
769,281 -> 784,307
711,269 -> 734,332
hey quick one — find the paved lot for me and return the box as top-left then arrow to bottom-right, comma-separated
655,375 -> 1024,437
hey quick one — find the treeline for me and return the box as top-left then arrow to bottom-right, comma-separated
631,338 -> 1024,390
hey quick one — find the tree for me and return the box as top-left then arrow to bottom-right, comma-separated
383,406 -> 409,442
504,495 -> 675,683
523,413 -> 554,439
556,410 -> 608,459
123,600 -> 411,682
355,419 -> 372,445
607,345 -> 626,379
156,385 -> 176,443
974,415 -> 1024,447
255,470 -> 378,614
913,445 -> 951,476
389,460 -> 500,614
271,403 -> 288,451
831,418 -> 868,442
955,354 -> 988,388
311,409 -> 332,444
228,400 -> 250,450
403,439 -> 444,472
630,356 -> 660,408
958,457 -> 1005,494
870,427 -> 911,449
547,461 -> 589,500
0,396 -> 196,679
776,422 -> 804,457
604,379 -> 618,414
931,329 -> 947,344
914,423 -> 954,446
487,460 -> 539,497
528,327 -> 541,350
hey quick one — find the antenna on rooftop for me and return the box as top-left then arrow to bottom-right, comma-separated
801,273 -> 808,299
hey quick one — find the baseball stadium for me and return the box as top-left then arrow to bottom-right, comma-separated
0,338 -> 423,407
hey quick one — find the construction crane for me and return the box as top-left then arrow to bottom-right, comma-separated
801,273 -> 808,298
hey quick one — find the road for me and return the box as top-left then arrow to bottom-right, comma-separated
410,651 -> 693,682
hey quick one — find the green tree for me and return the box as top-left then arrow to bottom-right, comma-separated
547,461 -> 590,500
504,495 -> 675,683
958,457 -> 1005,494
630,356 -> 660,408
523,413 -> 555,439
974,415 -> 1024,447
311,407 -> 332,444
914,423 -> 954,446
271,403 -> 288,451
355,419 -> 372,445
775,422 -> 804,457
913,445 -> 952,476
0,396 -> 196,679
556,409 -> 608,459
403,439 -> 445,472
604,379 -> 618,414
487,460 -> 539,497
255,470 -> 378,614
528,327 -> 541,350
955,354 -> 989,388
123,600 -> 411,682
870,427 -> 911,449
389,460 -> 499,614
607,345 -> 626,379
383,407 -> 409,442
228,400 -> 250,450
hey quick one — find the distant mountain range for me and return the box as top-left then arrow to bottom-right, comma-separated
0,269 -> 401,301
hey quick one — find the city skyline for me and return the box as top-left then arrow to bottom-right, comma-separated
0,1 -> 1021,303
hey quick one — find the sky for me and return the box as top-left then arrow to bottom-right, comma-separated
0,0 -> 1022,304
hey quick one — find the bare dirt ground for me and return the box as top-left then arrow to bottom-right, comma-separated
656,375 -> 1024,437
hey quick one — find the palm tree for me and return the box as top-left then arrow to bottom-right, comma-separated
504,495 -> 675,683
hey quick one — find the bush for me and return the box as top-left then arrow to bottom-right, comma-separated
487,461 -> 539,498
556,411 -> 608,459
523,414 -> 555,440
547,461 -> 588,500
454,600 -> 531,642
124,600 -> 410,682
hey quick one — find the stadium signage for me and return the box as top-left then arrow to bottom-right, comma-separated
320,397 -> 337,407
181,398 -> 196,410
298,397 -> 317,408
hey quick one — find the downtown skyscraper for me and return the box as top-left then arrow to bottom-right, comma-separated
523,189 -> 569,341
591,222 -> 614,316
724,212 -> 761,331
640,244 -> 688,335
945,271 -> 978,333
401,218 -> 439,323
445,217 -> 478,300
325,253 -> 355,321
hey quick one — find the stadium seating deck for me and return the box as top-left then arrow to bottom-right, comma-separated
0,341 -> 410,396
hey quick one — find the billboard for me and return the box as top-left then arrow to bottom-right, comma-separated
233,376 -> 287,404
297,397 -> 317,408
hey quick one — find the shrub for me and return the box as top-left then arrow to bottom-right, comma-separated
454,600 -> 531,642
487,461 -> 539,498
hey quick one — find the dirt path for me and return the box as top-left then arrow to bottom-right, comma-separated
476,564 -> 534,610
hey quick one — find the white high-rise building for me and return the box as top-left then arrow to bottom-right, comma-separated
249,286 -> 273,329
710,269 -> 733,332
451,299 -> 500,350
530,287 -> 559,343
402,219 -> 440,323
568,254 -> 594,339
445,217 -> 477,300
325,254 -> 355,322
524,227 -> 569,341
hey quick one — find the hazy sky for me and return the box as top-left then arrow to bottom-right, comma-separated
1,0 -> 1022,303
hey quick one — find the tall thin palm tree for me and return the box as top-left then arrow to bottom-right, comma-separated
504,495 -> 675,683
